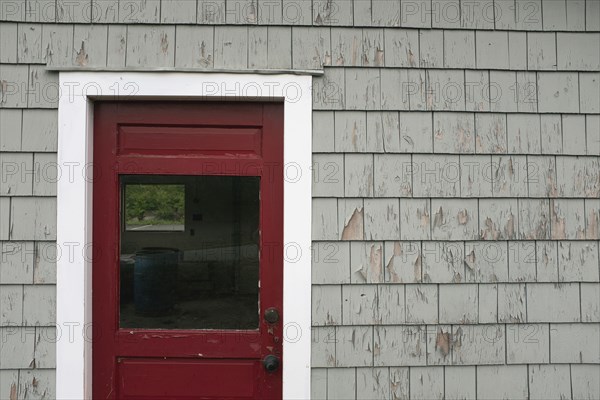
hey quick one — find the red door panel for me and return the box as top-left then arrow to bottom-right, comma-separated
117,359 -> 260,399
92,102 -> 284,399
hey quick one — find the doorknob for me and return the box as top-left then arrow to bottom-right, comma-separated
264,307 -> 279,324
262,355 -> 280,373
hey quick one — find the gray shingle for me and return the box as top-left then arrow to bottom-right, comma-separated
373,154 -> 412,197
342,284 -> 378,324
0,285 -> 23,325
345,68 -> 381,110
497,283 -> 526,323
433,112 -> 475,153
439,284 -> 478,324
507,241 -> 536,282
338,199 -> 364,240
378,284 -> 405,324
17,23 -> 42,64
399,111 -> 432,153
0,241 -> 34,283
410,367 -> 444,399
384,29 -> 418,67
460,0 -> 494,29
174,26 -> 214,69
311,327 -> 335,367
0,327 -> 35,368
465,241 -> 509,282
248,27 -> 267,69
56,0 -> 91,23
558,241 -> 599,282
367,112 -> 401,152
400,0 -> 431,28
0,153 -> 33,196
422,241 -> 464,283
313,0 -> 352,26
364,198 -> 400,240
477,365 -> 528,399
537,72 -> 579,113
536,241 -> 558,282
506,324 -> 549,364
21,109 -> 57,152
508,32 -> 527,70
385,241 -> 422,283
160,0 -> 197,23
312,111 -> 335,152
580,72 -> 600,114
356,367 -> 390,399
476,31 -> 509,69
445,366 -> 476,400
334,111 -> 367,152
371,0 -> 400,27
18,369 -> 55,399
460,155 -> 493,197
550,323 -> 600,363
571,365 -> 600,400
27,66 -> 58,108
431,198 -> 478,240
489,70 -> 517,113
399,199 -> 431,240
312,154 -> 344,197
0,64 -> 28,108
312,68 -> 345,110
453,325 -> 505,365
312,198 -> 338,240
336,325 -> 373,366
374,325 -> 426,366
350,242 -> 383,283
0,23 -> 17,63
267,27 -> 292,68
527,283 -> 580,322
312,285 -> 342,326
327,368 -> 355,398
119,0 -> 160,23
380,69 -> 410,110
405,284 -> 438,324
312,242 -> 350,284
419,30 -> 443,68
213,26 -> 248,69
344,154 -> 373,197
291,27 -> 331,69
9,197 -> 56,241
22,284 -> 55,326
551,199 -> 586,240
34,327 -> 56,368
465,70 -> 490,112
527,32 -> 556,70
515,0 -> 542,31
257,0 -> 282,25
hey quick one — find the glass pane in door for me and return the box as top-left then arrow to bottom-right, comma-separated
119,175 -> 260,330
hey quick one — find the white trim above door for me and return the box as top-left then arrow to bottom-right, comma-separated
56,72 -> 313,399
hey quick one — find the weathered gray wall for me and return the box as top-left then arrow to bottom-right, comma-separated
1,0 -> 600,398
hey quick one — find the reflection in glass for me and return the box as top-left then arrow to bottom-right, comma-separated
124,184 -> 185,231
119,175 -> 260,330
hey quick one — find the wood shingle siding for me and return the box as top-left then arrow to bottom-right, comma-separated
2,0 -> 600,398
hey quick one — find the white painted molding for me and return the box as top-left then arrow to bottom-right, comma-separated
56,72 -> 313,399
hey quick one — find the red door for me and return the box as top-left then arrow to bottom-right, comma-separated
92,102 -> 284,399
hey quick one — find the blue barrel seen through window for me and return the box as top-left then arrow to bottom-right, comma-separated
134,247 -> 179,316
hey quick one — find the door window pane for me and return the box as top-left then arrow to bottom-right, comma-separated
119,175 -> 260,330
124,184 -> 185,231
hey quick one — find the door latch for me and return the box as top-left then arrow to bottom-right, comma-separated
264,307 -> 279,324
262,355 -> 280,373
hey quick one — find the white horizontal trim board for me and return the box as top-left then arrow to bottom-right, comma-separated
56,72 -> 313,399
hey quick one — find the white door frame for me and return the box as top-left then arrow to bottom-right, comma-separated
56,72 -> 312,399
